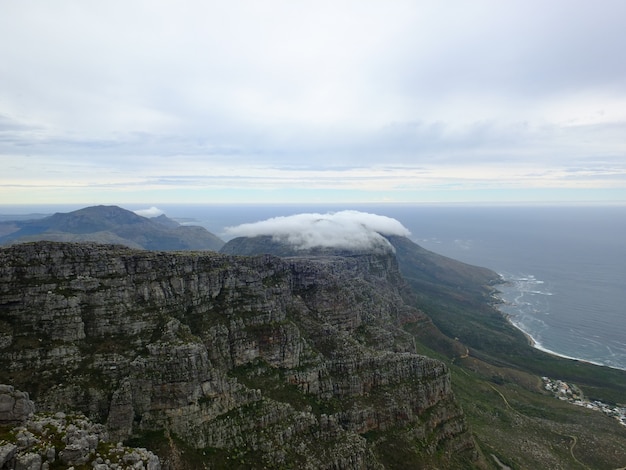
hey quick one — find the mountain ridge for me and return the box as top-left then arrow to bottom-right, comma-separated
0,205 -> 225,251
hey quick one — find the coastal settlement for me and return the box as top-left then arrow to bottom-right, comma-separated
543,377 -> 626,427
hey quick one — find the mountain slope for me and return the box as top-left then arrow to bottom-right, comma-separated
0,205 -> 224,251
390,236 -> 626,395
385,235 -> 626,469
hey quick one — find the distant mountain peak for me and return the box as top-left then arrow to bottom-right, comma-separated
45,205 -> 146,232
0,205 -> 224,251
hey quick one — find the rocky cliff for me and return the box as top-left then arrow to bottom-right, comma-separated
0,241 -> 481,468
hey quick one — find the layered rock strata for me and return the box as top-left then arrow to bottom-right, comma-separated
0,242 -> 478,468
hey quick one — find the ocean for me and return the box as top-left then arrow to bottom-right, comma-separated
2,203 -> 626,370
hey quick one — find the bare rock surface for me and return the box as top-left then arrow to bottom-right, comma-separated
0,385 -> 34,426
0,386 -> 160,469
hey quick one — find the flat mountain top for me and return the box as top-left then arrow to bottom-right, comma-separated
221,232 -> 501,294
0,205 -> 225,251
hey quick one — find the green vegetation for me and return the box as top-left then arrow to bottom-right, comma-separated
229,358 -> 342,415
411,279 -> 626,403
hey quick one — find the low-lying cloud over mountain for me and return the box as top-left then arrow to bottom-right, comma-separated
133,206 -> 165,218
224,210 -> 411,252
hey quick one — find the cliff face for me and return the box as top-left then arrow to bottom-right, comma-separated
0,242 -> 479,468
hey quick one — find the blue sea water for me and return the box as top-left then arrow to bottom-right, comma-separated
2,203 -> 626,370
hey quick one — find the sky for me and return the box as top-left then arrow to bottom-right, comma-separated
1,0 -> 625,206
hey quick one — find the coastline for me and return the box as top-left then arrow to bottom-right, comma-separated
491,275 -> 626,372
500,310 -> 626,371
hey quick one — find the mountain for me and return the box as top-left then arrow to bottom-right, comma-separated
1,231 -> 625,468
0,205 -> 225,251
220,232 -> 626,468
0,241 -> 479,469
221,233 -> 500,288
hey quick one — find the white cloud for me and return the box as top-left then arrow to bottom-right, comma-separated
133,206 -> 164,218
224,210 -> 410,252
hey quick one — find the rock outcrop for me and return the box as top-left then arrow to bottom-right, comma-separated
0,385 -> 160,469
0,241 -> 480,468
0,385 -> 34,426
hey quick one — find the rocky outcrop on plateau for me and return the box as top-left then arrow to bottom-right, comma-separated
0,384 -> 160,469
0,241 -> 481,468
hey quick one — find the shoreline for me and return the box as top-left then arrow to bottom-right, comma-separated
491,276 -> 626,372
501,311 -> 626,372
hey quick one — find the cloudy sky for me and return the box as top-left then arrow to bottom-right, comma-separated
1,1 -> 625,205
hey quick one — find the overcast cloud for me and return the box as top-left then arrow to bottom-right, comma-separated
225,210 -> 410,252
1,1 -> 625,204
133,206 -> 164,218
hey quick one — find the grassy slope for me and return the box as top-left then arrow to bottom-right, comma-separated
391,236 -> 626,469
